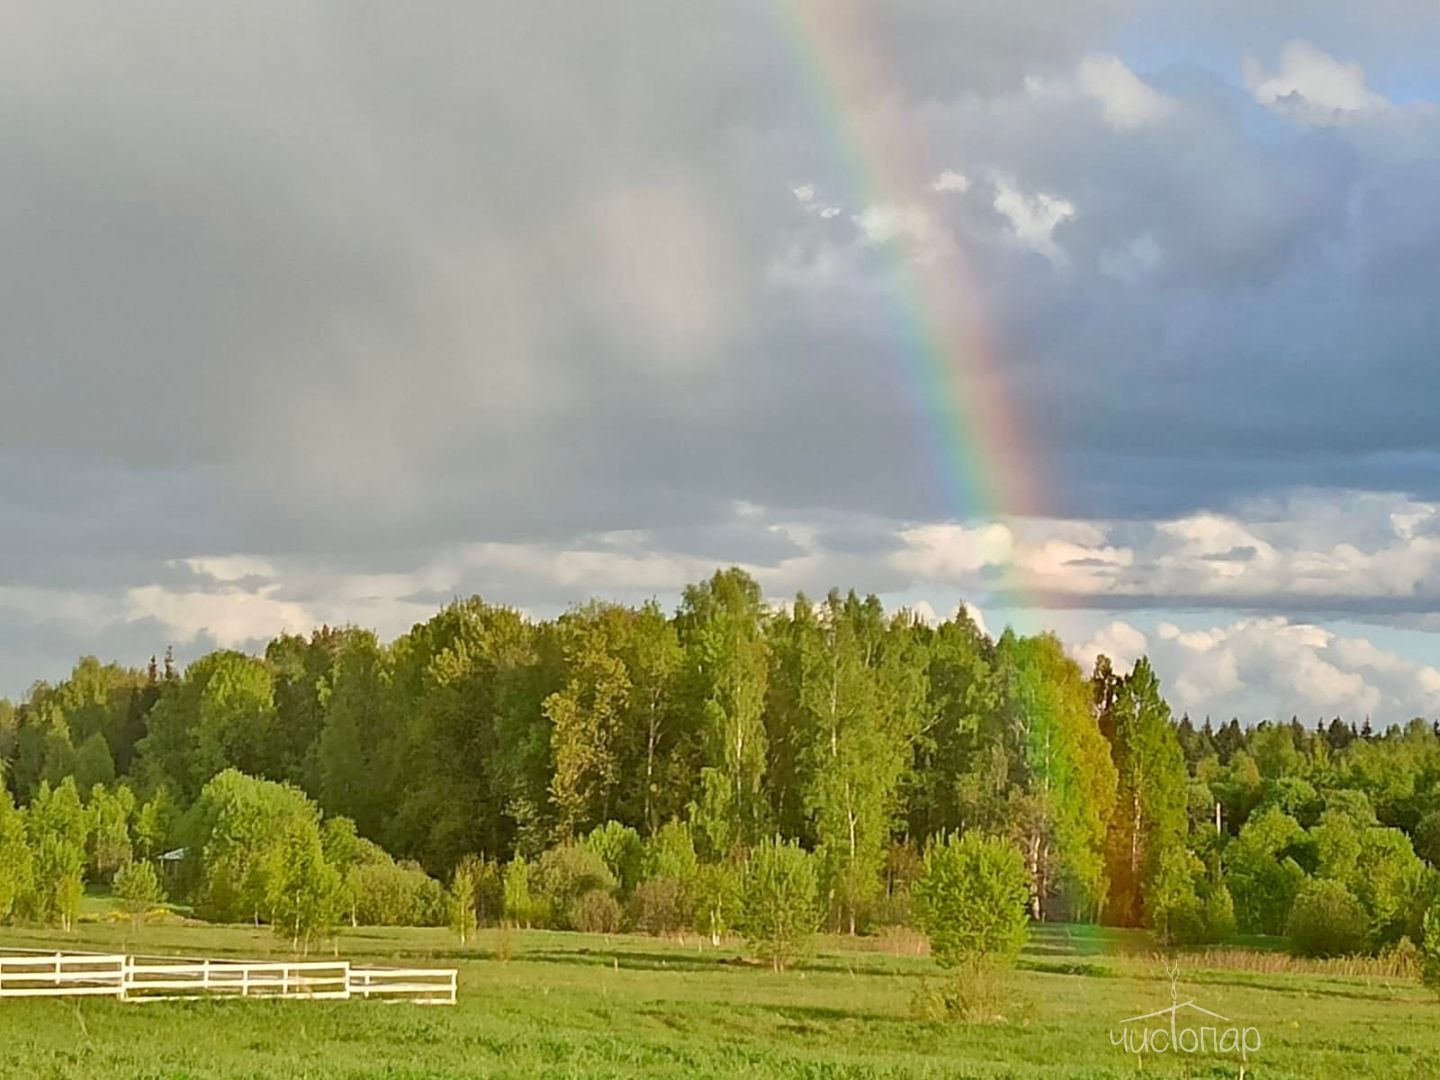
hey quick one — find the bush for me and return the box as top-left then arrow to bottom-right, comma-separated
1423,901 -> 1440,993
503,856 -> 539,928
1287,879 -> 1368,957
740,838 -> 818,972
114,859 -> 165,927
912,834 -> 1028,969
569,887 -> 624,933
644,821 -> 699,884
350,860 -> 445,926
584,822 -> 644,895
692,860 -> 743,945
629,876 -> 686,934
1146,847 -> 1203,945
1202,882 -> 1237,942
534,843 -> 616,929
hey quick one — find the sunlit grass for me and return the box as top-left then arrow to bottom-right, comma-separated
0,919 -> 1435,1078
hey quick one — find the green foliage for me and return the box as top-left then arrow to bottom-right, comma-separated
1097,657 -> 1189,927
350,860 -> 445,926
133,786 -> 175,861
449,862 -> 478,944
569,887 -> 623,933
0,784 -> 33,921
533,842 -> 616,929
913,833 -> 1029,969
1288,878 -> 1369,957
264,814 -> 345,951
692,860 -> 743,944
1225,805 -> 1308,934
1414,809 -> 1440,867
189,769 -> 319,922
114,859 -> 165,925
503,856 -> 538,928
87,782 -> 135,879
1144,846 -> 1203,944
9,573 -> 1440,957
1000,632 -> 1117,922
740,837 -> 818,972
1422,899 -> 1440,993
584,820 -> 644,895
628,876 -> 687,934
25,776 -> 90,929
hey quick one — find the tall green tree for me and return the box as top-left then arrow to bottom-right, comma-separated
25,776 -> 89,929
1097,657 -> 1188,927
681,570 -> 771,857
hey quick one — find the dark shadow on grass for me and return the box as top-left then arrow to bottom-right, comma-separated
1017,959 -> 1113,978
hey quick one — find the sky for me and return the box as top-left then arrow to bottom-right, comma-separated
3,1 -> 1440,725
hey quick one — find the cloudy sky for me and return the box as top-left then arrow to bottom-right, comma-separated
4,1 -> 1440,724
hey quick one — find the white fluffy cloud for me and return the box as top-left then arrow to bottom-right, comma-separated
992,178 -> 1077,262
1074,616 -> 1440,723
1244,41 -> 1389,125
1077,53 -> 1176,130
886,491 -> 1440,610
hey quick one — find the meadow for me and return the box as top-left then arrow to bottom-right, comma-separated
1,914 -> 1434,1079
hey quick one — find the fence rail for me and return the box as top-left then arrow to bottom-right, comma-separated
0,951 -> 456,1005
350,966 -> 459,1005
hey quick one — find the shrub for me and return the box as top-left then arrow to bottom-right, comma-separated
740,838 -> 818,972
1146,847 -> 1203,945
569,887 -> 623,933
350,860 -> 445,926
912,834 -> 1028,969
1288,879 -> 1368,957
1415,810 -> 1440,867
503,856 -> 539,928
1422,900 -> 1440,993
629,876 -> 685,934
534,843 -> 616,929
692,860 -> 743,945
1202,882 -> 1238,942
1225,807 -> 1307,934
584,822 -> 644,895
644,821 -> 699,884
114,859 -> 165,927
449,864 -> 477,944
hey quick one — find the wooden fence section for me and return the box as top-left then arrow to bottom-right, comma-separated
350,966 -> 458,1005
0,951 -> 456,1005
0,952 -> 126,998
124,958 -> 351,1001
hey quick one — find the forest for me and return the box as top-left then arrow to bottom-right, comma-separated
3,567 -> 1440,963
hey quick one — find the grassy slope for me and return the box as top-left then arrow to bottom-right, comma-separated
0,920 -> 1434,1079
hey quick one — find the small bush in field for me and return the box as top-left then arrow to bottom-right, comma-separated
114,859 -> 165,927
569,888 -> 623,933
740,838 -> 818,972
912,834 -> 1028,969
1288,879 -> 1368,957
629,876 -> 685,934
1421,901 -> 1440,992
911,833 -> 1029,1022
535,842 -> 616,927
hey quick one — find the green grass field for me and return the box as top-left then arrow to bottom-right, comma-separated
0,916 -> 1434,1078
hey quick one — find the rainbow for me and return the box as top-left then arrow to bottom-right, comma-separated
772,0 -> 1045,615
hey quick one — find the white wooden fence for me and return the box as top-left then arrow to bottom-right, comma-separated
0,949 -> 456,1005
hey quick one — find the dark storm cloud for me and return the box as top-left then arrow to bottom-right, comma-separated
4,1 -> 1440,694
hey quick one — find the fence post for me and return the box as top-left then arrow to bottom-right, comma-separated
242,965 -> 249,998
54,952 -> 62,991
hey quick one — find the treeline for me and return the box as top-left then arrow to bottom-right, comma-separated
3,568 -> 1440,958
